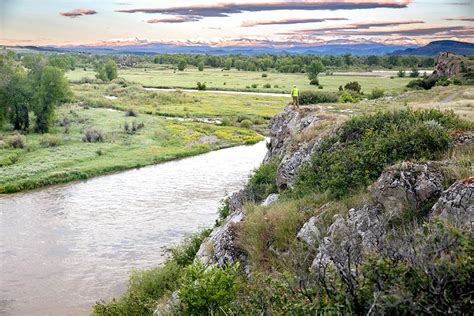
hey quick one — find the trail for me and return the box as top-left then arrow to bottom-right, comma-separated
442,90 -> 462,103
143,87 -> 289,98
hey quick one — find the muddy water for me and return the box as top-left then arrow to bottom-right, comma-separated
0,141 -> 267,315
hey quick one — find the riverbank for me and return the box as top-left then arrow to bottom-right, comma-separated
0,105 -> 264,194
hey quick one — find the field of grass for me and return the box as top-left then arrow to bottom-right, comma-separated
71,81 -> 288,119
0,105 -> 264,194
67,66 -> 413,94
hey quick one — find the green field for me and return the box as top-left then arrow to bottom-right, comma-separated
0,104 -> 264,194
68,66 -> 413,94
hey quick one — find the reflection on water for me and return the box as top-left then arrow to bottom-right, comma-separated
0,141 -> 267,315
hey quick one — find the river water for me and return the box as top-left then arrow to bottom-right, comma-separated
0,141 -> 267,315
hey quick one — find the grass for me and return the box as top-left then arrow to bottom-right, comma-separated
71,81 -> 287,119
67,66 -> 413,94
0,104 -> 264,194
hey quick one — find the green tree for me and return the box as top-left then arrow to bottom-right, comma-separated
397,69 -> 406,78
306,60 -> 325,85
224,58 -> 233,70
198,61 -> 204,71
177,59 -> 187,71
410,67 -> 420,78
33,66 -> 71,133
96,59 -> 118,82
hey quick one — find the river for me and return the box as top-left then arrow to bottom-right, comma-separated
0,141 -> 267,315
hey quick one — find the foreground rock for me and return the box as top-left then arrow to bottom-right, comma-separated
430,177 -> 474,226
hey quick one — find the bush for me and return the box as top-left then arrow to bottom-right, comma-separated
261,73 -> 268,78
263,83 -> 271,89
407,77 -> 438,90
309,78 -> 319,86
435,78 -> 451,86
368,88 -> 385,100
409,67 -> 419,77
240,119 -> 253,129
397,69 -> 406,77
251,83 -> 258,88
344,81 -> 362,94
6,134 -> 26,149
245,159 -> 279,201
295,109 -> 463,197
178,262 -> 240,315
196,81 -> 206,90
125,109 -> 137,117
170,229 -> 212,267
339,91 -> 357,103
40,134 -> 62,147
124,121 -> 145,135
299,91 -> 339,105
82,128 -> 104,143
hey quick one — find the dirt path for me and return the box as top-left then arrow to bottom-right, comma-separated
143,87 -> 288,98
442,90 -> 462,103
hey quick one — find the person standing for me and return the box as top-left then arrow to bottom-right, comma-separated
291,85 -> 300,109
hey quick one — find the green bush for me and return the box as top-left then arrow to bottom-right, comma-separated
240,119 -> 253,128
82,128 -> 104,143
40,134 -> 62,147
178,262 -> 240,315
261,73 -> 268,78
435,78 -> 452,86
407,77 -> 438,90
344,81 -> 362,94
263,83 -> 271,88
309,78 -> 319,86
251,83 -> 258,88
368,88 -> 385,100
299,91 -> 339,105
339,91 -> 358,103
6,134 -> 26,149
295,109 -> 463,197
245,159 -> 279,201
196,82 -> 206,90
170,229 -> 212,267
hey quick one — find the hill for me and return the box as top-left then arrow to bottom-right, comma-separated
391,40 -> 474,56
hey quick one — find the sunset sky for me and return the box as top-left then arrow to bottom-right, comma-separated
0,0 -> 473,47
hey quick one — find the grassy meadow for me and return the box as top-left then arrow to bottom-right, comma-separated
68,65 -> 414,94
0,103 -> 265,194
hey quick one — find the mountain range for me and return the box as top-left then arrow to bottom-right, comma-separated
7,40 -> 473,56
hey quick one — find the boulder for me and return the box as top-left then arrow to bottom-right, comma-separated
371,161 -> 444,217
261,193 -> 279,207
430,177 -> 474,226
297,216 -> 321,247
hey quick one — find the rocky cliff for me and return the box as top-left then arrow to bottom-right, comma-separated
430,52 -> 474,82
195,106 -> 473,282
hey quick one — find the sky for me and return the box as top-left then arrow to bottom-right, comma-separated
0,0 -> 473,47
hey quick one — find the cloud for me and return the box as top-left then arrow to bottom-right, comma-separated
147,16 -> 200,23
445,17 -> 474,22
60,9 -> 97,18
303,26 -> 473,37
117,1 -> 411,21
242,17 -> 348,27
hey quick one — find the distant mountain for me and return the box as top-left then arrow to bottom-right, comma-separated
391,40 -> 474,56
10,42 -> 418,56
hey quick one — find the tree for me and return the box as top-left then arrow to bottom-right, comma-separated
306,60 -> 325,85
33,66 -> 71,133
96,59 -> 118,82
177,59 -> 187,71
224,58 -> 233,70
397,69 -> 406,78
198,61 -> 204,71
409,67 -> 420,78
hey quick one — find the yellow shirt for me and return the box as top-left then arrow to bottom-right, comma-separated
291,88 -> 299,97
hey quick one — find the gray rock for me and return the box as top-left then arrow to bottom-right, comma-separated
430,178 -> 474,226
297,216 -> 321,247
276,143 -> 313,190
195,211 -> 245,268
371,161 -> 444,217
261,193 -> 279,207
228,189 -> 248,213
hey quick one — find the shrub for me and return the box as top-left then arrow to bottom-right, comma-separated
407,77 -> 438,90
295,109 -> 462,197
251,83 -> 258,88
125,109 -> 137,117
263,83 -> 271,89
240,119 -> 253,129
397,69 -> 406,77
368,88 -> 385,100
339,91 -> 357,103
198,62 -> 204,71
170,229 -> 212,267
6,134 -> 26,149
245,159 -> 279,201
40,134 -> 62,147
124,121 -> 145,135
178,262 -> 240,315
82,128 -> 104,143
196,82 -> 206,90
344,81 -> 362,94
309,78 -> 319,86
299,91 -> 339,105
409,67 -> 419,77
435,78 -> 451,86
261,73 -> 268,78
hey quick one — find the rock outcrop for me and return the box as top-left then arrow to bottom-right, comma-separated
430,177 -> 473,226
371,161 -> 444,217
430,52 -> 473,82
